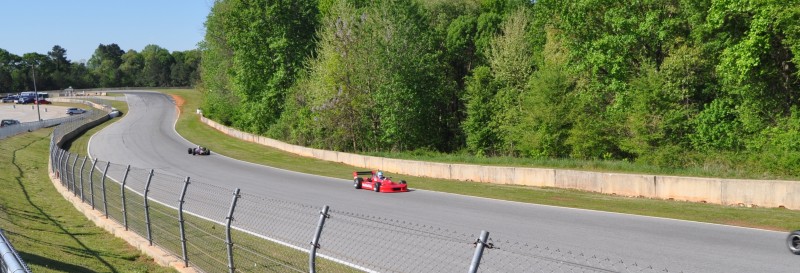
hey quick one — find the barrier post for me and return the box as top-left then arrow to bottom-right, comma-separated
71,154 -> 79,195
89,158 -> 97,208
143,169 -> 154,245
468,230 -> 491,273
226,188 -> 241,273
79,157 -> 87,201
121,165 -> 130,230
309,205 -> 330,273
101,162 -> 110,218
178,177 -> 190,267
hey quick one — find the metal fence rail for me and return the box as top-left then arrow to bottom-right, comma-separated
48,109 -> 678,273
0,112 -> 89,140
0,229 -> 31,273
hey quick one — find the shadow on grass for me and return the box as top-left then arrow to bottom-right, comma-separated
10,135 -> 120,273
18,252 -> 94,273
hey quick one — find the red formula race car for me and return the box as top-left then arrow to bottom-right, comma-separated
789,230 -> 800,255
353,170 -> 408,193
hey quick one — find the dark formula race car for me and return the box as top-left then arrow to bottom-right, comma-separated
353,170 -> 408,193
789,230 -> 800,255
188,146 -> 211,155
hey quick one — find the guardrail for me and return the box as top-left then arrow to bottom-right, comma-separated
0,229 -> 30,273
47,103 -> 675,272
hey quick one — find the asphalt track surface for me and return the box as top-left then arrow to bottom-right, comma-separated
87,91 -> 797,272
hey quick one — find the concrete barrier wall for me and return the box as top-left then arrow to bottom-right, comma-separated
200,116 -> 800,209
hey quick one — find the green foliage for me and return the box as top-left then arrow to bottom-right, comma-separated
197,0 -> 800,179
516,27 -> 573,158
141,44 -> 175,87
120,49 -> 144,86
463,66 -> 498,155
288,0 -> 452,152
690,98 -> 743,151
0,42 -> 199,91
218,0 -> 319,133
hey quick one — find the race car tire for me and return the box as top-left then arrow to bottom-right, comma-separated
374,182 -> 381,192
788,230 -> 800,255
354,178 -> 363,189
400,180 -> 407,184
188,148 -> 192,154
206,150 -> 211,155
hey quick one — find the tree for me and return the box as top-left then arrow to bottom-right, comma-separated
170,50 -> 201,87
141,45 -> 174,87
487,7 -> 535,155
220,0 -> 319,133
88,44 -> 124,87
119,50 -> 144,86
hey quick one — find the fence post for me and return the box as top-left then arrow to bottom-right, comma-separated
101,161 -> 110,218
225,188 -> 241,273
468,230 -> 490,273
49,143 -> 55,173
71,154 -> 79,195
121,165 -> 130,230
89,158 -> 97,209
79,157 -> 87,202
309,205 -> 330,273
178,177 -> 190,268
143,169 -> 154,246
57,150 -> 66,184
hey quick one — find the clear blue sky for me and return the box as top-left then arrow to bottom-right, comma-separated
0,0 -> 213,62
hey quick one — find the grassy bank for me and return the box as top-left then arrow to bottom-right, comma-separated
0,129 -> 175,272
61,98 -> 129,156
160,88 -> 800,231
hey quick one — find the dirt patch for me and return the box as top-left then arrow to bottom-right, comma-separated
171,94 -> 185,114
719,220 -> 782,231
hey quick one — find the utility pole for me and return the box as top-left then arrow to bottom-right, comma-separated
32,64 -> 41,121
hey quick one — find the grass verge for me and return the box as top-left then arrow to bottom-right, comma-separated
61,99 -> 129,155
0,129 -> 176,272
157,89 -> 800,231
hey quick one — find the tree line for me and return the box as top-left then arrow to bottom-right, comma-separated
199,0 -> 798,177
0,44 -> 200,93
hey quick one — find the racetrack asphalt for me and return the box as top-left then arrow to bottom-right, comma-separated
87,91 -> 798,273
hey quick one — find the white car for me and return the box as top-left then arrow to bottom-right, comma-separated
66,108 -> 86,115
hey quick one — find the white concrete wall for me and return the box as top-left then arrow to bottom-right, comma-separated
200,116 -> 800,209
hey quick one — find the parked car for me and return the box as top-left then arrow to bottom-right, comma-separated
15,97 -> 34,104
0,119 -> 20,127
66,107 -> 86,115
33,98 -> 51,104
1,95 -> 18,103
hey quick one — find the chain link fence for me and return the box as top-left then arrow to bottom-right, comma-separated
48,107 -> 678,273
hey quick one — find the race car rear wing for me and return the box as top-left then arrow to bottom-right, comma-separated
354,171 -> 374,176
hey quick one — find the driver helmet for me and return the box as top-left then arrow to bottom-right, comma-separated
377,171 -> 384,178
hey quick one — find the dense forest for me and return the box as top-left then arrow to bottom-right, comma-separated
199,0 -> 798,177
0,44 -> 200,92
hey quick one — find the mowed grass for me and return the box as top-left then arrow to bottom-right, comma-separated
0,129 -> 176,273
158,89 -> 800,231
61,99 -> 129,156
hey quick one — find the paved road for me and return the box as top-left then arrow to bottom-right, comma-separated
88,91 -> 798,272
